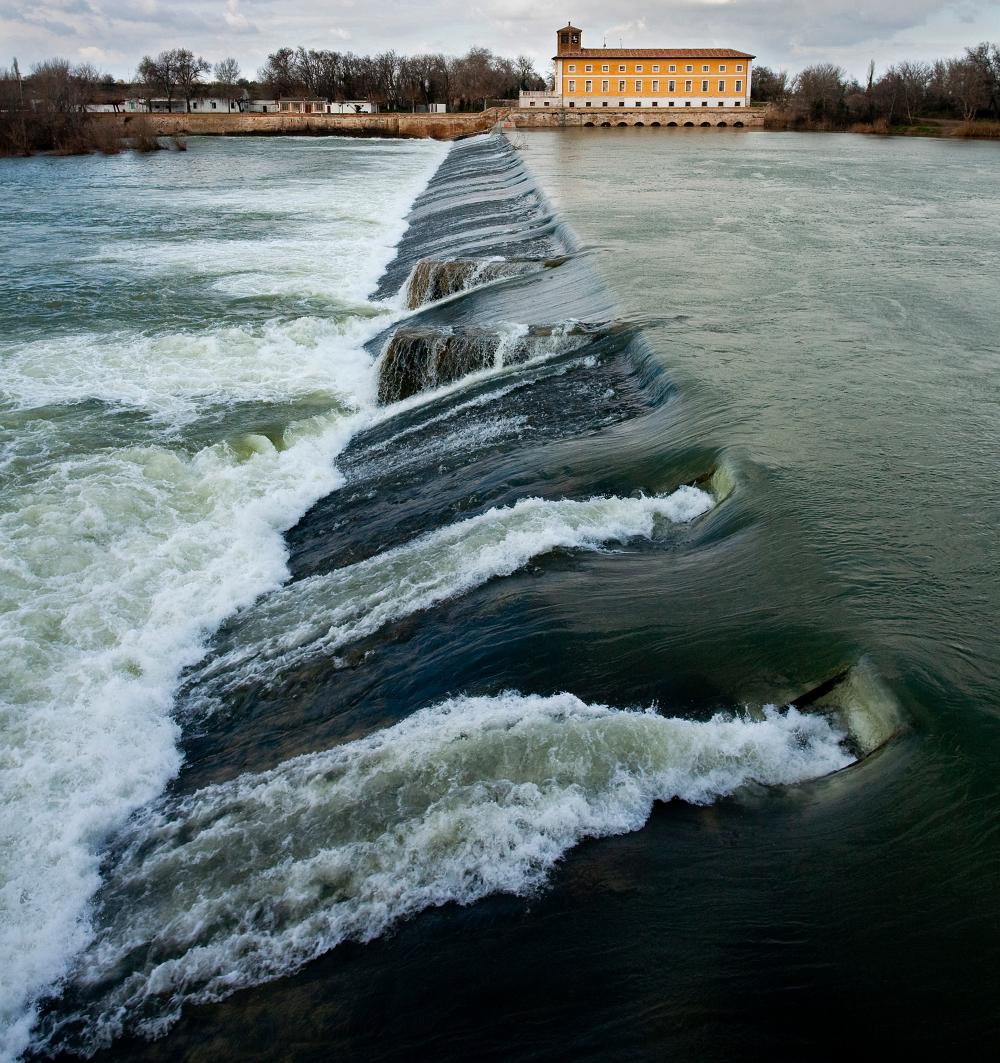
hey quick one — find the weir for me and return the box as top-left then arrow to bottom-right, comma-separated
26,129 -> 911,1060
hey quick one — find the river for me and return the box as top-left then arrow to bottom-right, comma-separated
1,129 -> 997,1061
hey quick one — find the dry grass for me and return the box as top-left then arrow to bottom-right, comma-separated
127,115 -> 163,153
951,119 -> 1000,138
850,117 -> 892,135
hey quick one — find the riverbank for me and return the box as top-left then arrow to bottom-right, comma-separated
100,109 -> 510,142
762,112 -> 1000,138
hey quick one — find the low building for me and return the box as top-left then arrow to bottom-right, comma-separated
248,99 -> 279,113
518,90 -> 563,109
278,98 -> 327,114
331,100 -> 379,114
188,96 -> 240,112
536,23 -> 755,110
125,96 -> 241,113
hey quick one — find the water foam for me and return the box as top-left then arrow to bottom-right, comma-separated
189,485 -> 715,701
0,316 -> 380,425
0,139 -> 448,1062
37,691 -> 853,1053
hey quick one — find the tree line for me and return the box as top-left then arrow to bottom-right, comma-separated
0,45 -> 545,154
132,45 -> 545,113
256,46 -> 544,111
753,43 -> 1000,129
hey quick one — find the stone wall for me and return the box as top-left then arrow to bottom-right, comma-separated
98,109 -> 511,141
511,106 -> 768,129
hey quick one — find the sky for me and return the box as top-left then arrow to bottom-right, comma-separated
2,0 -> 999,82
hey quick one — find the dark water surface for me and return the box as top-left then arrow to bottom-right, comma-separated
7,130 -> 1000,1060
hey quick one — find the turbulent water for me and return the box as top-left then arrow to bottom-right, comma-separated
1,129 -> 997,1062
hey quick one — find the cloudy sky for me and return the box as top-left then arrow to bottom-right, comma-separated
3,0 -> 999,80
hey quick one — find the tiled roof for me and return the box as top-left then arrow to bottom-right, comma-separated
555,48 -> 755,59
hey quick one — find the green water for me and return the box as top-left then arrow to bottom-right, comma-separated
523,128 -> 1000,712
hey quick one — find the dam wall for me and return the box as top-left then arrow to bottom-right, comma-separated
100,109 -> 511,141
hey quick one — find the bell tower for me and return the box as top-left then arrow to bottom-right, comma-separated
556,23 -> 582,55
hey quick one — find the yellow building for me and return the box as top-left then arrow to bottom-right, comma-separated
548,23 -> 754,111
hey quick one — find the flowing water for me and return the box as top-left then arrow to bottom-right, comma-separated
1,129 -> 998,1061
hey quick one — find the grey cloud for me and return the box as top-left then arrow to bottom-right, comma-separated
1,0 -> 997,78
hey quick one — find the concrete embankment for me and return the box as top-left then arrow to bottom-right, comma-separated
100,109 -> 510,141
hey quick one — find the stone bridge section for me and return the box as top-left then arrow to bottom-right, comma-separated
512,106 -> 768,129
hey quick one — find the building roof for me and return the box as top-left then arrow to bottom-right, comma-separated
558,23 -> 582,32
555,48 -> 755,59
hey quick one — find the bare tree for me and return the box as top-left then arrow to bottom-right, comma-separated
258,47 -> 302,98
137,51 -> 177,111
794,63 -> 848,121
215,58 -> 240,91
945,56 -> 990,120
896,61 -> 931,123
172,49 -> 211,111
964,42 -> 1000,116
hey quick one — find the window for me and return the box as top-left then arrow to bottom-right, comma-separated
685,100 -> 691,106
636,64 -> 643,72
602,64 -> 609,72
567,81 -> 576,92
652,64 -> 660,72
668,80 -> 675,92
701,80 -> 709,92
211,101 -> 217,109
686,64 -> 693,72
651,80 -> 659,92
619,101 -> 625,107
618,80 -> 626,91
719,80 -> 726,92
586,101 -> 592,106
669,64 -> 676,72
668,101 -> 675,106
585,80 -> 593,92
635,80 -> 642,93
701,101 -> 708,106
635,101 -> 642,108
685,80 -> 692,92
569,101 -> 575,107
702,64 -> 709,72
719,64 -> 727,72
735,80 -> 743,92
544,101 -> 550,106
585,64 -> 593,72
568,64 -> 576,72
736,64 -> 744,72
735,101 -> 741,106
652,101 -> 658,106
618,64 -> 626,72
602,79 -> 609,92
529,101 -> 535,107
561,33 -> 569,44
603,100 -> 609,106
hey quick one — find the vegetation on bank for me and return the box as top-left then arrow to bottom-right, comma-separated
752,42 -> 1000,136
1,44 -> 547,156
253,46 -> 544,112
